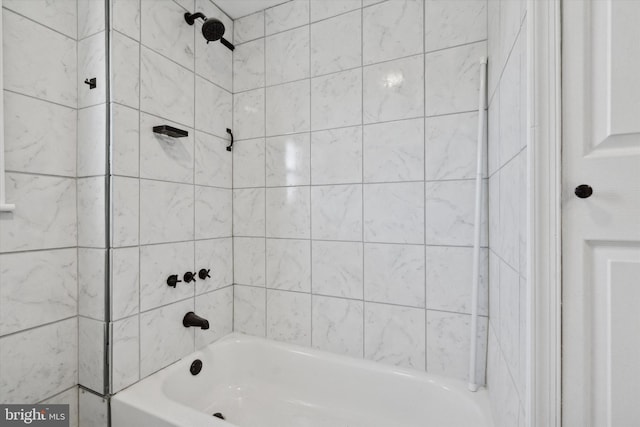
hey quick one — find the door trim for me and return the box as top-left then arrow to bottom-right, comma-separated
527,0 -> 562,426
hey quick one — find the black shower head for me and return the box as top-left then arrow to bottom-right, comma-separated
184,12 -> 235,51
202,18 -> 225,43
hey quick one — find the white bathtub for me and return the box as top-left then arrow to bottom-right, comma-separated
111,333 -> 494,427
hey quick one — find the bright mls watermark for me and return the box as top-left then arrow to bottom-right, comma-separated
0,405 -> 69,427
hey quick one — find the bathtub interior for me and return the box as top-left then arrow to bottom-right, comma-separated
114,334 -> 493,427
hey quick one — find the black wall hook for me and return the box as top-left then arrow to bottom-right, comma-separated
226,128 -> 234,152
84,78 -> 96,89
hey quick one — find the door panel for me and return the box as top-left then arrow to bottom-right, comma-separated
563,0 -> 640,426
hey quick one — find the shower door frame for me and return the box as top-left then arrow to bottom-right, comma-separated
527,0 -> 562,427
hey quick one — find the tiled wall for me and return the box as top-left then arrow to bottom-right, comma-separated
0,0 -> 79,425
107,0 -> 234,395
231,0 -> 489,382
486,0 -> 528,426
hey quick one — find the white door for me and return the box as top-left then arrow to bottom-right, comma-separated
562,1 -> 640,426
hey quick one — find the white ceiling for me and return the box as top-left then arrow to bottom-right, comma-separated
215,0 -> 291,19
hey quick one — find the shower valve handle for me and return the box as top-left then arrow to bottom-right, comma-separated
184,272 -> 197,283
167,275 -> 182,288
198,269 -> 211,280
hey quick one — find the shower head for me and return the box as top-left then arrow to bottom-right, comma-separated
201,18 -> 225,43
184,12 -> 235,51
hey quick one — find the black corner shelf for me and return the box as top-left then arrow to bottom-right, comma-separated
153,125 -> 189,138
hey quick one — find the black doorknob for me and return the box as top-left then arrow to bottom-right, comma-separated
574,184 -> 593,199
198,268 -> 211,280
183,272 -> 196,283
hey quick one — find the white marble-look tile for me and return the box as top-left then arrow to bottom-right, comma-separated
111,176 -> 139,248
195,132 -> 232,188
233,188 -> 265,237
363,182 -> 424,244
310,11 -> 361,77
312,296 -> 364,358
139,241 -> 194,311
489,173 -> 500,251
78,104 -> 107,177
140,47 -> 194,127
425,0 -> 487,52
111,247 -> 140,320
194,0 -> 233,92
488,88 -> 500,176
266,187 -> 311,239
233,89 -> 265,140
363,118 -> 424,183
499,46 -> 523,166
140,112 -> 194,183
311,184 -> 362,241
311,126 -> 362,185
362,0 -> 423,65
487,326 -> 520,427
364,243 -> 425,308
234,38 -> 265,92
140,299 -> 195,378
234,11 -> 264,44
41,387 -> 79,427
77,177 -> 106,248
113,0 -> 141,40
266,80 -> 311,136
112,104 -> 140,177
265,0 -> 309,35
362,0 -> 385,6
425,112 -> 481,181
141,0 -> 194,69
0,174 -> 76,253
195,187 -> 232,239
266,239 -> 311,292
425,180 -> 487,247
4,0 -> 76,38
425,41 -> 487,116
0,249 -> 77,335
266,133 -> 311,187
364,302 -> 425,370
139,180 -> 194,244
0,318 -> 77,403
111,31 -> 140,109
311,68 -> 362,131
195,287 -> 233,349
487,0 -> 500,98
233,237 -> 266,287
78,389 -> 108,427
111,315 -> 140,393
234,285 -> 266,336
498,158 -> 519,268
518,150 -> 527,275
234,138 -> 265,188
426,246 -> 488,315
518,276 -> 527,400
195,238 -> 233,294
79,317 -> 105,391
76,2 -> 105,41
500,0 -> 522,70
195,76 -> 232,139
488,251 -> 500,332
426,311 -> 487,383
499,261 -> 521,388
312,240 -> 363,299
78,32 -> 106,108
363,55 -> 424,124
4,92 -> 76,177
78,249 -> 106,321
267,289 -> 311,346
266,26 -> 309,86
3,10 -> 76,108
310,0 -> 361,22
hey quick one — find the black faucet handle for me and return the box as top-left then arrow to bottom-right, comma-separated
167,274 -> 182,288
198,268 -> 211,280
184,271 -> 196,283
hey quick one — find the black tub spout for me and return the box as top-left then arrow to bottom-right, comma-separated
183,312 -> 210,330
